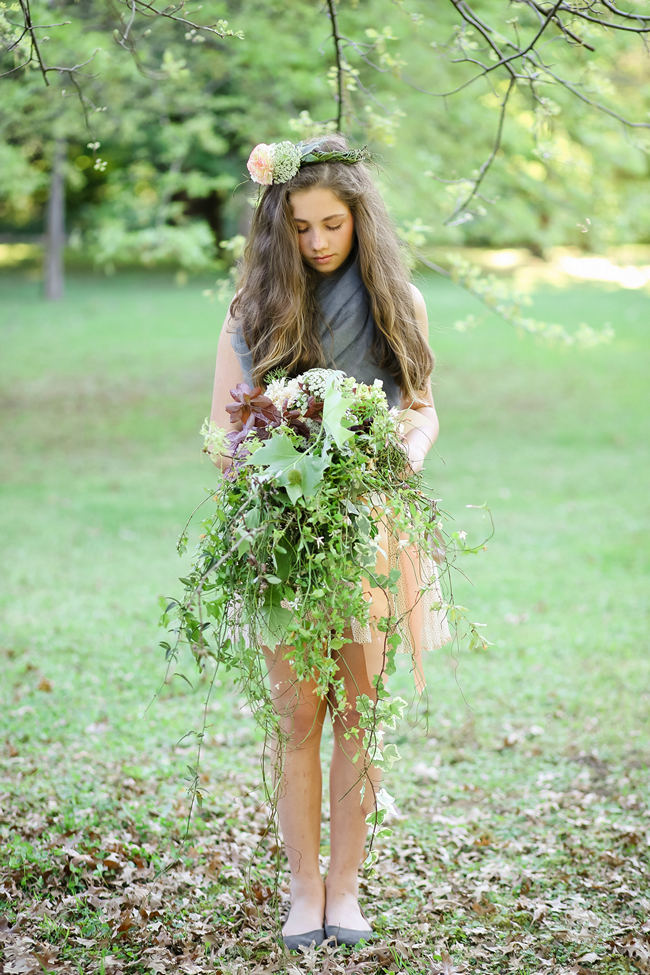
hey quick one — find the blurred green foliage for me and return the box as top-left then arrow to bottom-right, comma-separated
0,0 -> 648,269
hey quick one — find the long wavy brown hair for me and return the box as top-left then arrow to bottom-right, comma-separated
230,135 -> 433,403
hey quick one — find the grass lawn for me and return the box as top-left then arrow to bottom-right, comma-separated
0,267 -> 648,974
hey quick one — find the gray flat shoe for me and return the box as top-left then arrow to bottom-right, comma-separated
324,922 -> 374,948
282,927 -> 325,951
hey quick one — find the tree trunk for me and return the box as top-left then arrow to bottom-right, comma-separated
44,138 -> 66,301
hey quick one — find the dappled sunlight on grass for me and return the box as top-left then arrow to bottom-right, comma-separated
1,270 -> 648,973
426,244 -> 650,293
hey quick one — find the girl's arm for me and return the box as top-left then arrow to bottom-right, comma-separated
399,284 -> 440,474
208,310 -> 246,468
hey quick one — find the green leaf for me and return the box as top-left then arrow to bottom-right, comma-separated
257,588 -> 293,648
273,542 -> 293,581
234,528 -> 252,555
174,671 -> 194,688
293,450 -> 330,499
357,513 -> 371,537
246,432 -> 304,474
246,430 -> 330,501
322,385 -> 355,448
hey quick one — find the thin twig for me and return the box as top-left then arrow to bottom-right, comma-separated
18,0 -> 49,85
43,51 -> 101,75
0,60 -> 31,77
540,58 -> 650,127
444,76 -> 516,225
535,0 -> 650,32
449,0 -> 518,80
65,70 -> 90,129
517,0 -> 596,47
326,0 -> 344,132
5,25 -> 30,53
598,0 -> 650,20
122,0 -> 137,45
126,0 -> 236,38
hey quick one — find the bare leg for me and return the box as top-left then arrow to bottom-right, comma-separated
325,629 -> 386,931
264,647 -> 327,936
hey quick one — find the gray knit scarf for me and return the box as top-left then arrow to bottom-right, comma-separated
315,249 -> 401,407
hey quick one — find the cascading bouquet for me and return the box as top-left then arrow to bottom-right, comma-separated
161,368 -> 470,796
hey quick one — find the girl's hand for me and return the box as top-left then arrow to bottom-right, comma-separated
397,283 -> 439,473
405,452 -> 425,475
398,407 -> 437,476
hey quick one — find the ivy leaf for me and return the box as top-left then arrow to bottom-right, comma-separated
245,431 -> 330,501
246,432 -> 304,473
322,384 -> 355,448
294,450 -> 330,499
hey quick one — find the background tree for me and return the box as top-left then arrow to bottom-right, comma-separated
1,0 -> 648,298
0,0 -> 243,295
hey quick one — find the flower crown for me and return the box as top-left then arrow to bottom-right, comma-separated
246,140 -> 368,186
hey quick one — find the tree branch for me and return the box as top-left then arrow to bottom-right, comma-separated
43,52 -> 101,76
449,0 -> 518,81
538,57 -> 650,127
519,0 -> 595,49
326,0 -> 344,132
4,0 -> 242,92
121,0 -> 137,46
598,0 -> 650,21
18,0 -> 49,85
340,0 -> 649,227
122,0 -> 241,40
444,76 -> 517,226
533,0 -> 650,33
0,59 -> 31,78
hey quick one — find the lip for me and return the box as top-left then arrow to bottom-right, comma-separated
312,254 -> 334,263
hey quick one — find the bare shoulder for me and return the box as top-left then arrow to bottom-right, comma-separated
217,308 -> 235,351
224,290 -> 242,330
408,282 -> 428,330
217,293 -> 242,348
211,300 -> 246,424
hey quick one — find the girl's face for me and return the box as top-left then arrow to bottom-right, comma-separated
289,186 -> 355,274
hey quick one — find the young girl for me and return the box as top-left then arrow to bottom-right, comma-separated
209,135 -> 444,950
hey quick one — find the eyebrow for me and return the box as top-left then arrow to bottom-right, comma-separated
293,213 -> 347,223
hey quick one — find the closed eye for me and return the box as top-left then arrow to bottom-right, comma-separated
296,224 -> 343,234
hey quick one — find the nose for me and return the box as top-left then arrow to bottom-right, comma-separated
310,228 -> 327,252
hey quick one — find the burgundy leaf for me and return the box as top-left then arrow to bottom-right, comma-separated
225,383 -> 281,428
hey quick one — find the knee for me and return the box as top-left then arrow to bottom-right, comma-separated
280,700 -> 325,750
332,706 -> 366,752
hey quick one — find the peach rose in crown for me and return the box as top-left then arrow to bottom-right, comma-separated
247,143 -> 274,185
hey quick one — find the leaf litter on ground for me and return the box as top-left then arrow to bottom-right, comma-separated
1,731 -> 649,975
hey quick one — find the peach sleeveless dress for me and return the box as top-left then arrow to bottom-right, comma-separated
350,408 -> 451,693
231,254 -> 451,690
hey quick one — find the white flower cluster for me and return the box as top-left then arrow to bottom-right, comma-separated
263,369 -> 395,435
293,370 -> 346,413
272,141 -> 302,183
341,375 -> 388,410
265,368 -> 345,412
264,375 -> 302,410
300,367 -> 346,396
